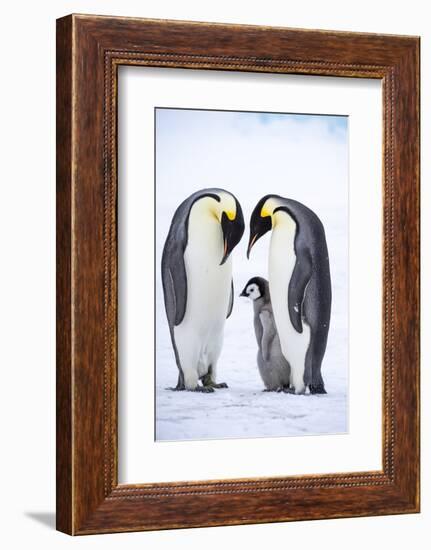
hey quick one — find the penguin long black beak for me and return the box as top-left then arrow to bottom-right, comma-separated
220,237 -> 230,265
247,208 -> 272,259
246,234 -> 258,259
219,209 -> 245,265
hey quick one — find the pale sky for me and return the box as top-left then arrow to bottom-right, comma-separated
155,107 -> 348,287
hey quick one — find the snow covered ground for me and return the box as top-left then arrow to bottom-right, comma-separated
156,294 -> 348,441
155,108 -> 349,442
156,270 -> 347,440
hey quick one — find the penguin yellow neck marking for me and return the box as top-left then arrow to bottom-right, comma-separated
260,205 -> 272,218
218,191 -> 237,221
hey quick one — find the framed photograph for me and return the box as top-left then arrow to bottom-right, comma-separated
56,14 -> 420,535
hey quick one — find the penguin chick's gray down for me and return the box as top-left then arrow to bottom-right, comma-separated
240,277 -> 291,391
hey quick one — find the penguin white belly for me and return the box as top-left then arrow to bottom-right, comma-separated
269,214 -> 311,394
174,215 -> 231,388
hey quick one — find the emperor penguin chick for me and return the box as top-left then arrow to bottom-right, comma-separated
240,277 -> 291,391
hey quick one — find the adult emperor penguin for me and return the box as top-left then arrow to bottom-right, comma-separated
247,195 -> 331,395
240,277 -> 291,392
162,188 -> 245,392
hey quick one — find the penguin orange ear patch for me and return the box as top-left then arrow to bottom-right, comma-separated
260,205 -> 271,218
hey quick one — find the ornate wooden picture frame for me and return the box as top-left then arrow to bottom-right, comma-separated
56,14 -> 420,535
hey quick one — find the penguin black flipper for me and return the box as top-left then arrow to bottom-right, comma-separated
164,258 -> 188,327
288,247 -> 312,334
227,279 -> 234,318
161,201 -> 190,327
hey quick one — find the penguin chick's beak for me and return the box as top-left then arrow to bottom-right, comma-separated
239,288 -> 248,297
247,209 -> 272,259
219,208 -> 245,265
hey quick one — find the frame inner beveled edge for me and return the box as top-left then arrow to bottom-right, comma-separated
103,51 -> 395,498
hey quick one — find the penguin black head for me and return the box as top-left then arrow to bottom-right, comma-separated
240,276 -> 267,301
247,195 -> 282,259
219,195 -> 245,265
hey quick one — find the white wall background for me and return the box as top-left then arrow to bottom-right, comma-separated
0,1 -> 427,548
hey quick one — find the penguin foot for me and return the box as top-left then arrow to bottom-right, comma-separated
192,385 -> 215,393
263,386 -> 295,393
210,382 -> 228,389
166,386 -> 185,391
201,373 -> 228,389
309,384 -> 327,395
